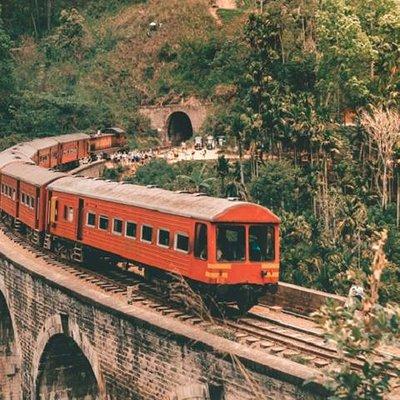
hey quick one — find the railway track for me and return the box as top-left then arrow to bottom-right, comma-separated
0,222 -> 362,372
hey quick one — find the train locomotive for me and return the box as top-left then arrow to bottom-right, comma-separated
0,132 -> 279,312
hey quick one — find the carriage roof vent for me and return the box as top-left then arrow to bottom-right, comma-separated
193,192 -> 207,197
227,196 -> 240,201
146,184 -> 158,189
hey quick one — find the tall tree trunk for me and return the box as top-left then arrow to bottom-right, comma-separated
383,162 -> 387,209
238,136 -> 245,186
397,172 -> 400,228
47,0 -> 52,32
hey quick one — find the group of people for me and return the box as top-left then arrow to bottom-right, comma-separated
110,149 -> 157,165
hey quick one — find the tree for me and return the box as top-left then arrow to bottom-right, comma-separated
0,7 -> 14,129
250,160 -> 305,212
316,0 -> 375,116
360,106 -> 400,210
176,164 -> 216,194
315,230 -> 400,400
44,8 -> 87,61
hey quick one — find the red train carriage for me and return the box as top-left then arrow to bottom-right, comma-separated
0,162 -> 66,243
104,127 -> 127,149
55,133 -> 89,167
89,133 -> 114,153
28,138 -> 60,168
89,128 -> 127,155
46,177 -> 280,311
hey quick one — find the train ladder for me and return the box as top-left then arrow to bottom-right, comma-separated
31,230 -> 40,246
43,233 -> 52,250
14,219 -> 21,233
72,243 -> 83,263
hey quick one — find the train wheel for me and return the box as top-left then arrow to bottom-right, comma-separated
236,287 -> 258,314
236,299 -> 255,314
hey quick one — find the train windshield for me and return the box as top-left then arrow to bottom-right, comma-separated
249,225 -> 275,261
216,225 -> 245,262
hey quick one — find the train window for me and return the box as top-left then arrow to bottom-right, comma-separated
216,225 -> 245,262
175,233 -> 189,253
157,229 -> 170,248
29,196 -> 35,209
63,206 -> 73,222
126,222 -> 137,239
113,219 -> 123,235
194,223 -> 208,260
99,215 -> 109,231
12,190 -> 16,201
249,225 -> 275,261
141,225 -> 153,243
21,193 -> 26,204
87,212 -> 96,227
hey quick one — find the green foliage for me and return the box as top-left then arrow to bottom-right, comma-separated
0,8 -> 14,128
43,8 -> 87,62
128,159 -> 177,188
160,37 -> 247,98
315,232 -> 400,399
250,160 -> 306,212
10,91 -> 113,136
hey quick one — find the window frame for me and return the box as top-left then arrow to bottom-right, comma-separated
174,232 -> 190,254
141,224 -> 153,244
216,224 -> 246,263
125,221 -> 137,239
157,228 -> 170,248
248,224 -> 275,262
112,218 -> 123,236
86,212 -> 96,228
98,215 -> 109,231
194,222 -> 208,261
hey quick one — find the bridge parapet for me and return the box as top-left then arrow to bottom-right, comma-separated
0,229 -> 327,399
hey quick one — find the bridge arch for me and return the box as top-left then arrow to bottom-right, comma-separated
0,278 -> 22,400
32,314 -> 106,400
167,111 -> 194,146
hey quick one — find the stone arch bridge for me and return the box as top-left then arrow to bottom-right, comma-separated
0,229 -> 327,400
139,103 -> 210,146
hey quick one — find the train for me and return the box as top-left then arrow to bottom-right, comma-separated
0,131 -> 280,312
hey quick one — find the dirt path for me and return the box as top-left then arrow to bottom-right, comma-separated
209,0 -> 237,25
215,0 -> 237,9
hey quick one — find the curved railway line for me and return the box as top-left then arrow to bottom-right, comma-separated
0,220 -> 366,374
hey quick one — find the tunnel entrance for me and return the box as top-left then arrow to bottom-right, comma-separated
36,334 -> 100,400
0,290 -> 21,399
167,112 -> 193,146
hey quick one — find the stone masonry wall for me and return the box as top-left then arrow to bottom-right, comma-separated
263,282 -> 346,316
0,237 -> 327,400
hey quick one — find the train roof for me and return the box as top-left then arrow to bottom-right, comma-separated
53,133 -> 89,143
0,149 -> 32,169
1,162 -> 67,186
47,176 -> 280,223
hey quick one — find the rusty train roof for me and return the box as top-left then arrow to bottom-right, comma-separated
47,176 -> 280,222
1,162 -> 67,186
0,133 -> 91,169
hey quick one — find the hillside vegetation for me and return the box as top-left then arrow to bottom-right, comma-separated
0,0 -> 246,142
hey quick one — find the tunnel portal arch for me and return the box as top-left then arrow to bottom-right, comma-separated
167,111 -> 193,145
35,333 -> 100,400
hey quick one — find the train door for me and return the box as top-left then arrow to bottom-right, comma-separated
77,198 -> 84,241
